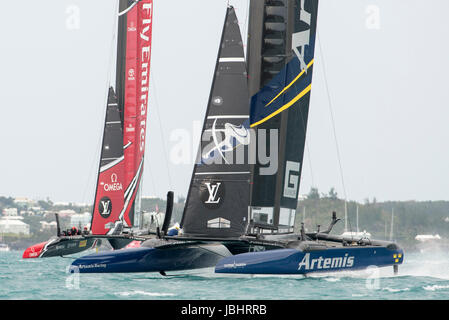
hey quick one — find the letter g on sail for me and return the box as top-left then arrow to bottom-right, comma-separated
283,161 -> 300,199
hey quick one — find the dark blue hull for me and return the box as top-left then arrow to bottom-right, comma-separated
70,243 -> 231,273
215,246 -> 404,274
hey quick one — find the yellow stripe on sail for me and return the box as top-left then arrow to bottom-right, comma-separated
251,84 -> 312,128
265,59 -> 314,108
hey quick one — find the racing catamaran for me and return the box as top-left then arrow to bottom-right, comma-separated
215,0 -> 403,275
68,5 -> 251,273
70,0 -> 404,275
23,0 -> 155,259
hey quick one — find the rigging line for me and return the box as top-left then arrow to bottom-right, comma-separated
295,79 -> 316,225
316,29 -> 353,236
316,32 -> 347,200
295,78 -> 315,191
149,70 -> 174,190
304,138 -> 316,190
82,1 -> 119,206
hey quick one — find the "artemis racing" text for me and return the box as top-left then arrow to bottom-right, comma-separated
298,253 -> 355,271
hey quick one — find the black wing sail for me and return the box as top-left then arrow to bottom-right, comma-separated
90,87 -> 126,235
248,0 -> 319,233
181,6 -> 251,238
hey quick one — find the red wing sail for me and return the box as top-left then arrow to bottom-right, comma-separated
122,4 -> 138,227
91,88 -> 125,235
121,1 -> 154,227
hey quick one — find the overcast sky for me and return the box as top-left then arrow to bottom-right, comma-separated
0,0 -> 448,204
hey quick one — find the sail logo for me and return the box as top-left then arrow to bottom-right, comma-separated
128,68 -> 135,81
205,183 -> 221,203
202,119 -> 250,164
99,197 -> 112,219
298,253 -> 355,271
128,21 -> 136,32
292,0 -> 312,70
126,123 -> 135,133
138,2 -> 153,153
212,96 -> 223,106
102,174 -> 123,192
201,182 -> 226,209
283,161 -> 300,199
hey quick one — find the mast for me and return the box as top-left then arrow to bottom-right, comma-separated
247,0 -> 319,234
115,0 -> 129,124
344,201 -> 348,232
119,0 -> 154,230
389,208 -> 394,241
90,87 -> 126,235
181,6 -> 251,238
90,0 -> 154,235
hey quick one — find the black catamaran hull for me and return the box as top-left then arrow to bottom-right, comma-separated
70,241 -> 232,273
215,245 -> 404,275
22,237 -> 98,259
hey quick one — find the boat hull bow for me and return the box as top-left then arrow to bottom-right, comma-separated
215,246 -> 404,275
70,242 -> 232,273
23,237 -> 98,259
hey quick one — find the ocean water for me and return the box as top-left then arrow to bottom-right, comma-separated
1,246 -> 449,300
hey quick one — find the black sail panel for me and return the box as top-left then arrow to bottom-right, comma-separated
248,0 -> 319,232
100,88 -> 124,166
90,87 -> 125,235
181,7 -> 251,238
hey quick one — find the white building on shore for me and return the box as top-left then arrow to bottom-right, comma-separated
415,234 -> 442,242
58,209 -> 77,217
14,197 -> 35,207
0,217 -> 30,235
2,208 -> 18,216
40,221 -> 57,232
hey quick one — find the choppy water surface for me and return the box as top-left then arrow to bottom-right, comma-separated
1,246 -> 449,300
